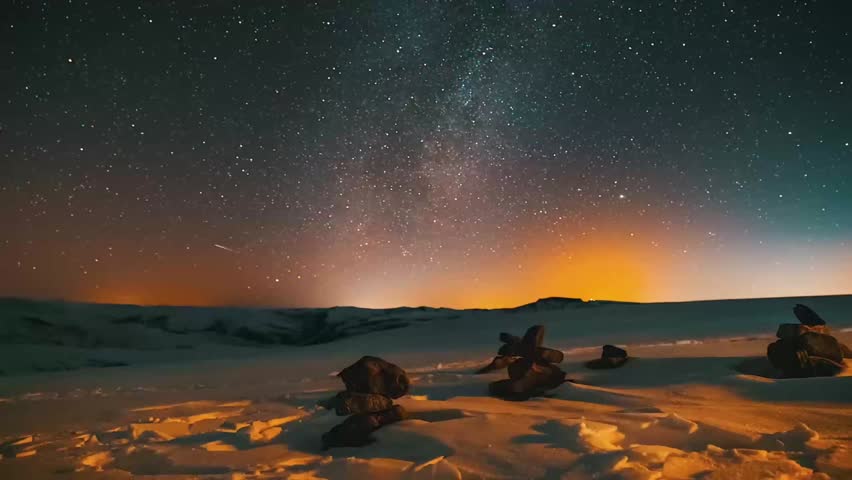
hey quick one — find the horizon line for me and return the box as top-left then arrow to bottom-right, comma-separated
2,292 -> 851,311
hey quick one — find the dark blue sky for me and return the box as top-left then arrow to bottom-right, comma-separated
2,1 -> 850,307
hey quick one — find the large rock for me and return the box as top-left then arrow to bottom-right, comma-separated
493,358 -> 566,399
799,332 -> 844,363
768,332 -> 845,377
320,391 -> 393,416
585,344 -> 629,369
488,363 -> 566,400
338,356 -> 410,399
321,405 -> 408,449
793,304 -> 826,326
768,341 -> 845,378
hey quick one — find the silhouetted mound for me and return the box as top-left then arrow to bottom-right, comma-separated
321,405 -> 408,449
767,304 -> 848,378
585,344 -> 629,369
484,325 -> 567,400
321,356 -> 410,449
338,355 -> 410,399
508,297 -> 584,313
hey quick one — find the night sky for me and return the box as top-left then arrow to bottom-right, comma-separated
2,1 -> 851,308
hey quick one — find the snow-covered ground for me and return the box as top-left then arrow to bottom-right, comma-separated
1,295 -> 851,479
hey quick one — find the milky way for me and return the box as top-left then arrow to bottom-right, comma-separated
2,2 -> 850,308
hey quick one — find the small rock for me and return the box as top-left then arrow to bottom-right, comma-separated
793,304 -> 826,326
602,344 -> 628,359
585,345 -> 629,369
338,356 -> 410,399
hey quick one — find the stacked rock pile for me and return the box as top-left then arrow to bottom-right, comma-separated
476,326 -> 564,374
585,344 -> 629,369
767,304 -> 850,378
485,325 -> 568,400
320,356 -> 411,449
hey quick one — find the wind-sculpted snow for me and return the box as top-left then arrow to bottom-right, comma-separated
1,296 -> 852,478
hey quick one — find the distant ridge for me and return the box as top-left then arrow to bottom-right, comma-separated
503,297 -> 634,313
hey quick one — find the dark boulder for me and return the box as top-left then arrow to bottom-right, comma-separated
585,345 -> 629,369
488,361 -> 566,401
799,332 -> 844,364
767,341 -> 845,378
768,332 -> 845,377
602,344 -> 627,359
793,304 -> 826,326
475,355 -> 518,374
502,358 -> 566,394
338,356 -> 410,399
321,405 -> 408,449
320,391 -> 393,416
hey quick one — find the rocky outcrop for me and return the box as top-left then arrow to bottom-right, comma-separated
477,326 -> 565,374
767,304 -> 848,378
482,325 -> 568,400
320,356 -> 410,449
338,356 -> 411,399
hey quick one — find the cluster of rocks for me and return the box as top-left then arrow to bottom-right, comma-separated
585,344 -> 629,369
319,356 -> 411,449
767,304 -> 851,378
481,325 -> 568,400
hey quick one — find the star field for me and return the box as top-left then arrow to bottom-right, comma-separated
2,1 -> 851,308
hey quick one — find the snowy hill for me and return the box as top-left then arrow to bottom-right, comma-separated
1,294 -> 851,478
1,294 -> 850,377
